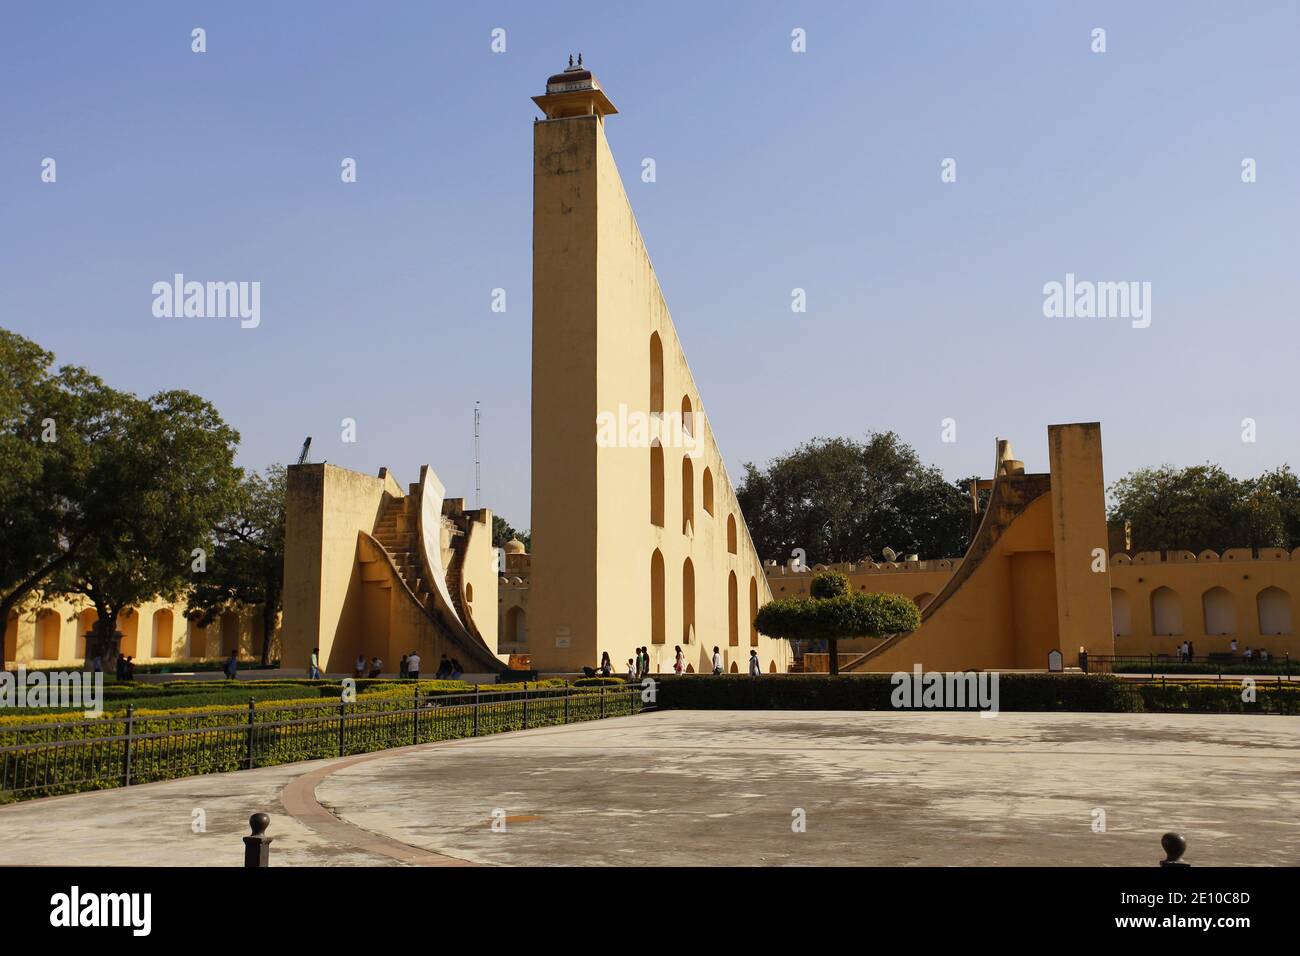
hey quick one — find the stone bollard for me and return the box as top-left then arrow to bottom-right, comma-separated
244,812 -> 273,868
1159,832 -> 1189,867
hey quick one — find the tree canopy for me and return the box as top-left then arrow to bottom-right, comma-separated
736,433 -> 974,566
187,465 -> 287,664
755,571 -> 921,675
1108,464 -> 1300,553
492,514 -> 531,551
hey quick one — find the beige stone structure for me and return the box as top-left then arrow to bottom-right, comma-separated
525,60 -> 790,676
777,424 -> 1300,671
3,593 -> 273,669
280,463 -> 503,675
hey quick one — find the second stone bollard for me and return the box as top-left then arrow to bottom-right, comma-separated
244,812 -> 273,867
1159,832 -> 1189,867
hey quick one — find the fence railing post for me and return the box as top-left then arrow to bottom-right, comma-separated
412,684 -> 420,745
600,685 -> 605,719
123,704 -> 135,788
473,684 -> 480,737
522,681 -> 529,730
246,697 -> 256,770
563,681 -> 569,724
337,700 -> 347,757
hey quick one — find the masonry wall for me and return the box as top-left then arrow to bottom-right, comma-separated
529,110 -> 787,675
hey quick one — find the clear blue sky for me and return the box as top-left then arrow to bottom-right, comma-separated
3,1 -> 1297,527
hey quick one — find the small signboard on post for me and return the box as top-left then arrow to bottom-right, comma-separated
1047,649 -> 1063,672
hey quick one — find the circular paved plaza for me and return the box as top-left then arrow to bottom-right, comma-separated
1,710 -> 1297,866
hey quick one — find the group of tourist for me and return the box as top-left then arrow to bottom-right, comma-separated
432,654 -> 465,679
1175,638 -> 1271,663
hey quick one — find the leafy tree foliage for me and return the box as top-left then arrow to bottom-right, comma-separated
491,514 -> 531,551
1108,464 -> 1300,553
48,389 -> 242,666
737,433 -> 974,566
0,329 -> 121,622
755,571 -> 921,675
187,465 -> 286,665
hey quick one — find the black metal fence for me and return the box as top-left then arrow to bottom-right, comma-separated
0,683 -> 647,803
1089,654 -> 1293,677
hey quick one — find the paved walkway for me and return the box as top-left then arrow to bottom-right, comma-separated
1,711 -> 1297,866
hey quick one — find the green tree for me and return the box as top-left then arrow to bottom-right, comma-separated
51,389 -> 242,667
736,433 -> 973,565
1107,464 -> 1282,553
491,514 -> 531,551
187,465 -> 286,665
0,329 -> 122,623
755,570 -> 921,675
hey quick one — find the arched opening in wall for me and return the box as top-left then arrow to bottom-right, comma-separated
4,610 -> 17,663
913,593 -> 934,611
749,577 -> 759,646
221,611 -> 241,656
729,661 -> 738,673
190,621 -> 208,658
77,608 -> 97,660
35,609 -> 60,661
768,660 -> 777,673
1257,586 -> 1291,636
727,514 -> 737,554
681,456 -> 694,535
650,444 -> 664,527
1150,587 -> 1183,636
682,558 -> 695,644
1110,589 -> 1132,637
1202,587 -> 1236,636
649,332 -> 664,416
650,549 -> 665,645
681,395 -> 693,437
152,608 -> 174,659
505,606 -> 527,643
702,467 -> 714,516
119,610 -> 139,658
465,582 -> 474,615
728,571 -> 739,647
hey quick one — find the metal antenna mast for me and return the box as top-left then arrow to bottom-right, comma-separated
474,401 -> 481,508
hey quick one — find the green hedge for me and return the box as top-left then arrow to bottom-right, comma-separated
1,682 -> 644,802
1114,660 -> 1295,676
652,673 -> 1300,715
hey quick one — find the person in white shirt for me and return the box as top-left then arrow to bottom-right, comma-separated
748,650 -> 762,676
407,651 -> 421,678
354,654 -> 366,678
712,646 -> 723,675
626,659 -> 637,680
368,656 -> 383,678
1230,638 -> 1239,655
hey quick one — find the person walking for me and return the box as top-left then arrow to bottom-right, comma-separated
354,654 -> 366,678
308,646 -> 322,679
368,656 -> 383,678
399,654 -> 408,678
749,650 -> 762,676
673,645 -> 684,675
626,658 -> 637,680
407,650 -> 422,680
223,651 -> 238,680
712,646 -> 723,675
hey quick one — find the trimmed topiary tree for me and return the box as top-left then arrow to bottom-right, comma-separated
755,571 -> 921,675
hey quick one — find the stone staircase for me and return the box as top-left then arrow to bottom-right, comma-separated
372,492 -> 432,610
